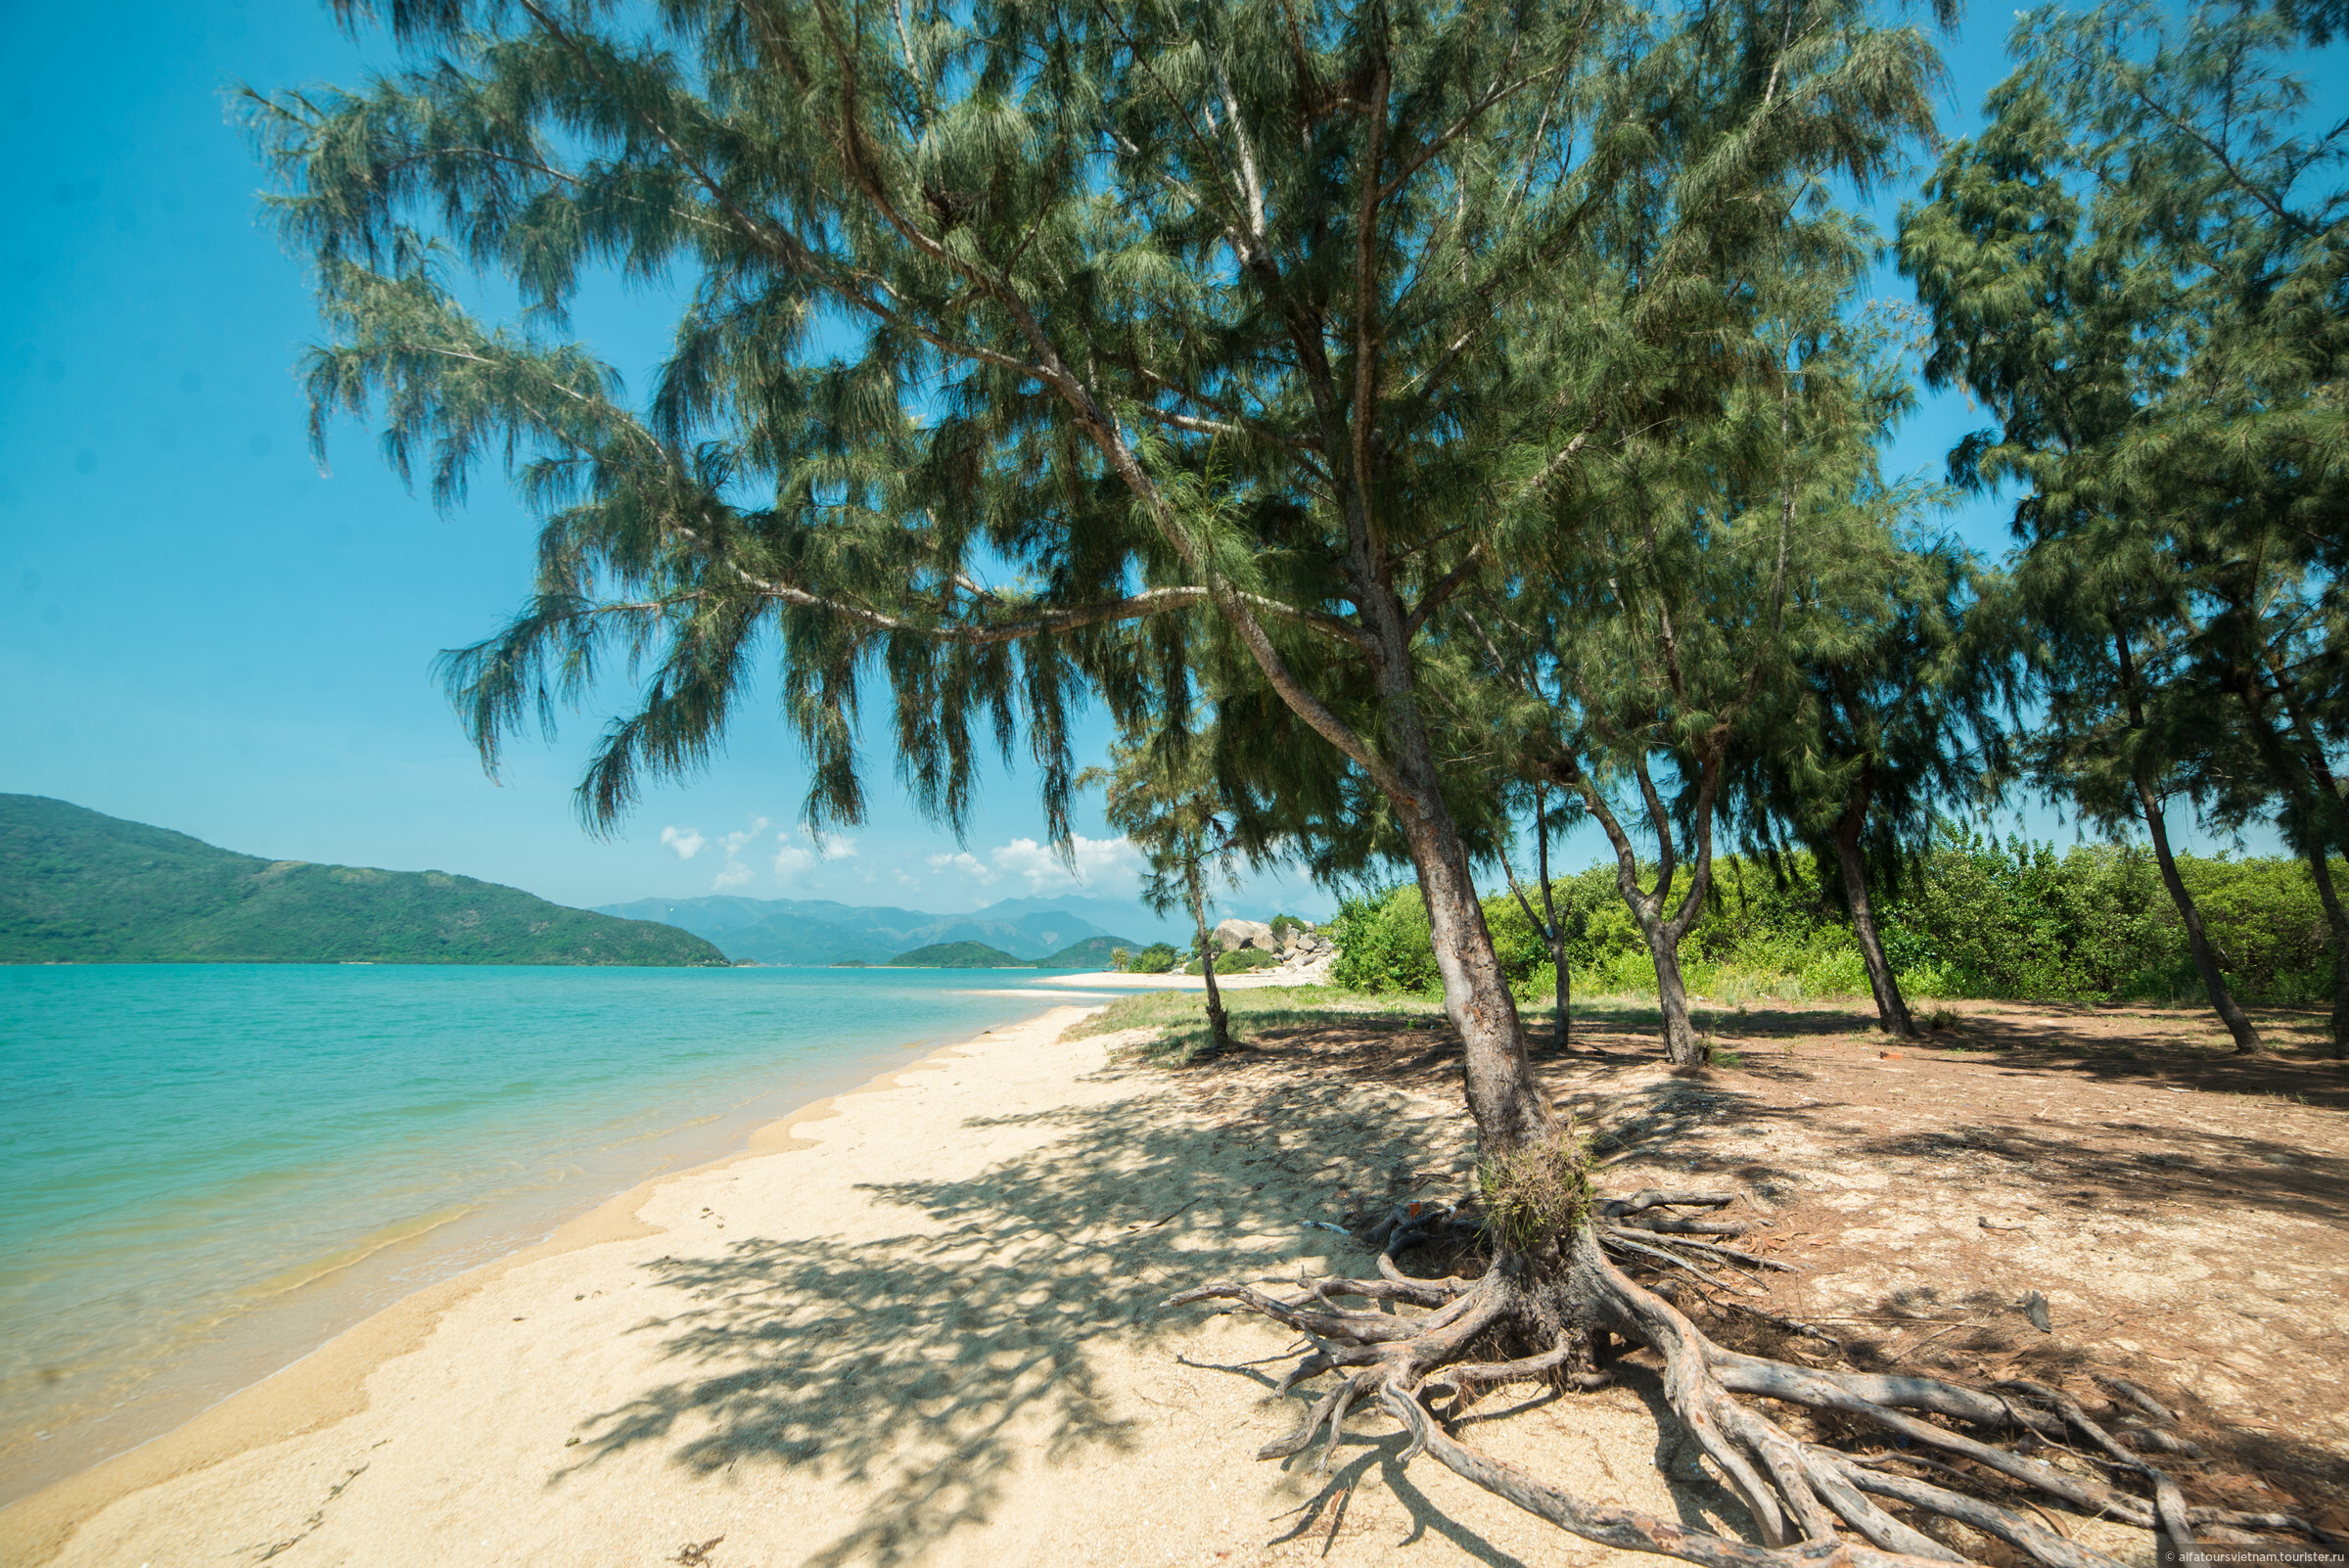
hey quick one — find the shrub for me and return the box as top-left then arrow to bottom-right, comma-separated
1325,827 -> 2339,1007
1478,1134 -> 1592,1253
1330,885 -> 1442,993
1797,948 -> 1870,997
1128,942 -> 1178,974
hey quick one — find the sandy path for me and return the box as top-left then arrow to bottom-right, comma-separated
2,1004 -> 1733,1568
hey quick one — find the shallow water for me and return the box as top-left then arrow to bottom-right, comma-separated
0,963 -> 1065,1504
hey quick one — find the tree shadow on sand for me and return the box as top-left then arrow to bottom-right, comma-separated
550,1063 -> 1522,1566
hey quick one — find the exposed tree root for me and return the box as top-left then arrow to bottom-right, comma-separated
1165,1194 -> 2337,1568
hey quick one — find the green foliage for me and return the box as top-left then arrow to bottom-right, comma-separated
1898,0 -> 2348,1043
884,941 -> 1029,968
1328,833 -> 2337,1005
0,795 -> 727,966
1127,943 -> 1179,975
1329,885 -> 1441,994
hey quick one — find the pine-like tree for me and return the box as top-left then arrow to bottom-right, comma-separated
1896,32 -> 2324,1053
1728,531 -> 2014,1037
251,0 -> 2288,1557
1082,734 -> 1242,1054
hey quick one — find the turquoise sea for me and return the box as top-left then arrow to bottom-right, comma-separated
0,963 -> 1086,1504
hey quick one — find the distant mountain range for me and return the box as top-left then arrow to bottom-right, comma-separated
1,796 -> 727,967
595,892 -> 1170,966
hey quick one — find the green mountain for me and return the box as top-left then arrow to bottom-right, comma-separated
884,941 -> 1032,968
0,795 -> 728,966
1033,936 -> 1131,969
883,934 -> 1138,969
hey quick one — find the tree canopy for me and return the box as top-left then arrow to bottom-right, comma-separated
254,0 -> 2347,1560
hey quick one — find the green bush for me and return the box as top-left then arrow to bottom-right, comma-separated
1797,947 -> 1870,998
1330,884 -> 1442,992
1128,942 -> 1178,974
1325,826 -> 2338,1007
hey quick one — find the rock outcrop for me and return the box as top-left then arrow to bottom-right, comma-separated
1213,918 -> 1276,952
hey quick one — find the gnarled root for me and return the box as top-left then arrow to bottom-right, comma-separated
1164,1202 -> 2332,1568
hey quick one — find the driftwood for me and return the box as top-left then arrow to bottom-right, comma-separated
1166,1193 -> 2335,1568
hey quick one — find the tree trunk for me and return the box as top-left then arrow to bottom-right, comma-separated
1536,790 -> 1570,1050
2299,843 -> 2349,1058
2136,780 -> 2263,1054
1552,935 -> 1571,1052
1567,754 -> 1721,1069
1393,757 -> 1555,1156
1644,923 -> 1705,1064
2112,627 -> 2261,1053
2253,662 -> 2349,1055
1831,786 -> 1914,1037
1185,862 -> 1231,1054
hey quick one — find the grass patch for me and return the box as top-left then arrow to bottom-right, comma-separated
1479,1133 -> 1592,1251
1063,984 -> 1446,1064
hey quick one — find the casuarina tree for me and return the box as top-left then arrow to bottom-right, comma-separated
252,0 -> 2309,1558
2005,0 -> 2349,1051
1727,531 -> 2014,1037
1082,734 -> 1243,1054
1467,293 -> 1924,1063
1900,38 -> 2293,1054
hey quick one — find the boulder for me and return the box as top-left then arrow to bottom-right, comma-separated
1214,918 -> 1275,952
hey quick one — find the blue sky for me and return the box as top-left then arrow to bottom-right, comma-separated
0,3 -> 2312,919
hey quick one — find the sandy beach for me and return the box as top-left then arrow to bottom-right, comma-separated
1030,968 -> 1311,991
0,999 -> 1695,1568
11,992 -> 2339,1568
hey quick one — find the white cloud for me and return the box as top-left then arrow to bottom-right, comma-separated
690,814 -> 773,890
767,824 -> 851,880
717,817 -> 770,855
922,837 -> 1144,893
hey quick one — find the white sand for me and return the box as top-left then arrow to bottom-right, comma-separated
1,1006 -> 1782,1568
1029,969 -> 1302,991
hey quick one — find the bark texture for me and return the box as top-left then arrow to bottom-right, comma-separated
1833,785 -> 1915,1037
2136,781 -> 2263,1055
1186,860 -> 1231,1054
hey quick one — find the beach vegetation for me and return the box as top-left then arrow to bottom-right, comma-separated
1126,943 -> 1179,976
255,0 -> 2344,1559
1084,740 -> 1248,1052
1064,983 -> 1443,1065
1181,946 -> 1279,977
1333,836 -> 2343,1009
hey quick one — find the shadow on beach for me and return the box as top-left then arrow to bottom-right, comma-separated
552,1056 -> 1492,1566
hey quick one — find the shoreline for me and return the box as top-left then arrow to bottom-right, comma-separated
1029,966 -> 1315,991
0,1000 -> 1091,1568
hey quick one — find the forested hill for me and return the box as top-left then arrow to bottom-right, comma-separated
0,796 -> 728,966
